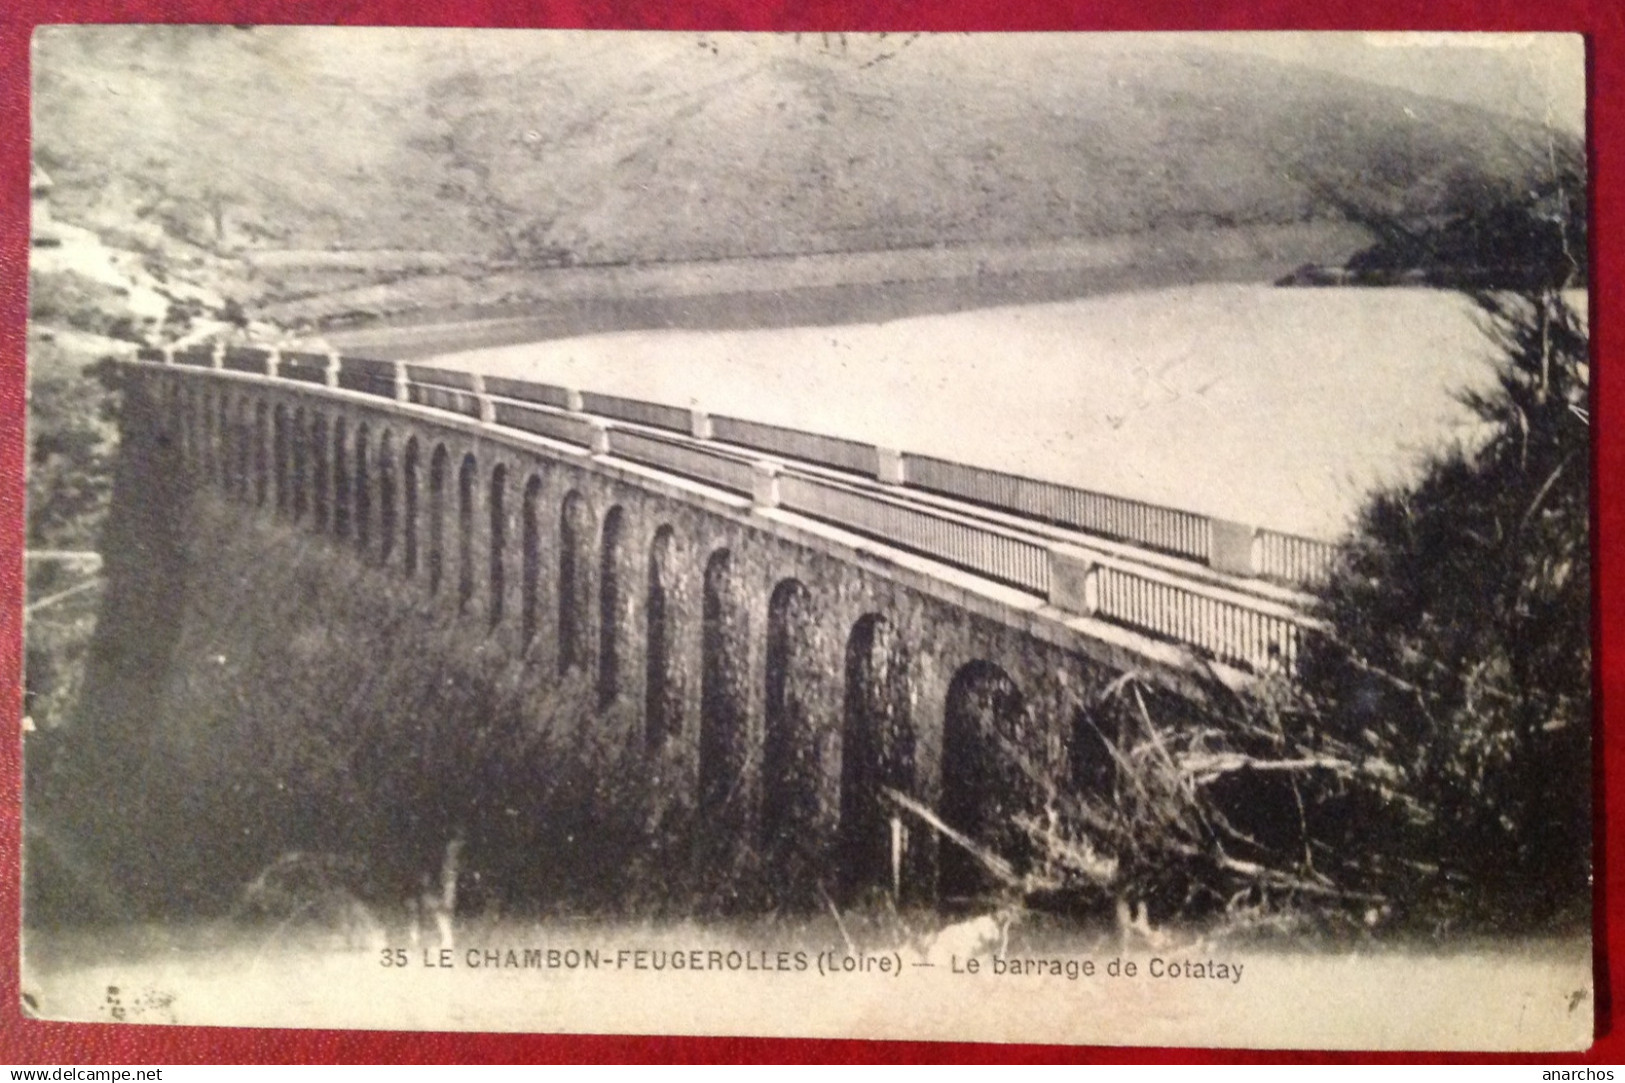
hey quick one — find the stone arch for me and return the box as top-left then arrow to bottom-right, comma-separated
253,400 -> 269,507
597,506 -> 630,708
311,412 -> 330,531
700,548 -> 751,827
216,392 -> 231,489
488,462 -> 508,629
403,437 -> 421,576
377,429 -> 397,564
217,393 -> 234,494
457,451 -> 478,612
332,416 -> 351,539
192,386 -> 205,470
839,613 -> 916,900
940,660 -> 1034,900
203,390 -> 215,485
221,396 -> 234,497
217,385 -> 234,481
521,474 -> 543,647
193,386 -> 205,470
199,389 -> 213,478
235,398 -> 252,502
427,443 -> 449,593
558,489 -> 593,674
1069,707 -> 1118,800
176,384 -> 190,466
162,377 -> 179,434
291,406 -> 309,521
762,578 -> 822,887
188,386 -> 201,467
203,388 -> 219,484
354,422 -> 372,553
273,403 -> 290,514
197,388 -> 208,470
645,524 -> 681,750
170,380 -> 186,452
177,381 -> 191,450
177,385 -> 192,467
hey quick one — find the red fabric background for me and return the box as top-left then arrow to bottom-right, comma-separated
0,0 -> 1619,1064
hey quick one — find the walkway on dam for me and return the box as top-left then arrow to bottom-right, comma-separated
136,344 -> 1330,681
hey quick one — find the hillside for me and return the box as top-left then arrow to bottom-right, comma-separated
31,28 -> 1582,323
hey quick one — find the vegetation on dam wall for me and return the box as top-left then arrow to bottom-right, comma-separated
32,443 -> 701,923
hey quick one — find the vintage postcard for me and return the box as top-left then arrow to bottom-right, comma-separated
19,28 -> 1592,1049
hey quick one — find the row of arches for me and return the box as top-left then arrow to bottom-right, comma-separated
168,381 -> 1113,902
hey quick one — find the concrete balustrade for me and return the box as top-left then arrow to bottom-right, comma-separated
1208,518 -> 1259,578
876,447 -> 906,486
126,346 -> 1325,674
1046,544 -> 1100,616
193,344 -> 1332,586
471,373 -> 496,424
691,408 -> 713,441
752,460 -> 781,510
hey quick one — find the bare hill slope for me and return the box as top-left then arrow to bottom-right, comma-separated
32,29 -> 1580,272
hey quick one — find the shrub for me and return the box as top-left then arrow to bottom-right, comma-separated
982,288 -> 1590,939
41,471 -> 708,922
964,676 -> 1399,938
1297,287 -> 1590,932
26,356 -> 121,552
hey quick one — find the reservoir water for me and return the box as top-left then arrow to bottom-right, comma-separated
423,284 -> 1513,539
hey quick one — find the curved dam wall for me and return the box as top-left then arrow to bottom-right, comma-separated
65,363 -> 1214,919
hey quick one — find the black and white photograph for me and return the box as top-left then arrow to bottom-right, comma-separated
19,28 -> 1592,1048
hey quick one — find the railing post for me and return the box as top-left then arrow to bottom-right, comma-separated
324,352 -> 341,389
751,461 -> 780,510
691,407 -> 713,441
1209,518 -> 1259,577
210,342 -> 225,370
161,345 -> 176,366
393,362 -> 410,404
1047,544 -> 1100,616
876,447 -> 906,486
472,373 -> 495,424
565,389 -> 584,414
589,420 -> 611,456
265,348 -> 281,380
